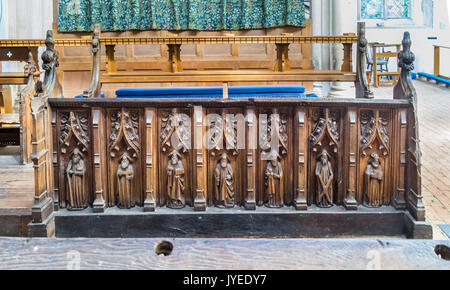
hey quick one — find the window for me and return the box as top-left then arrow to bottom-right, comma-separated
359,0 -> 433,28
361,0 -> 411,20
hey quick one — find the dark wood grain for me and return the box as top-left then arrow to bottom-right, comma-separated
0,237 -> 448,270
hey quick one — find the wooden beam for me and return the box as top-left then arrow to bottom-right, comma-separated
0,237 -> 448,269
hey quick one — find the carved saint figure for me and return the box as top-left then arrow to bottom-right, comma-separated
364,152 -> 384,207
66,148 -> 87,210
264,150 -> 283,208
315,149 -> 334,207
167,150 -> 185,209
117,152 -> 135,209
214,152 -> 234,208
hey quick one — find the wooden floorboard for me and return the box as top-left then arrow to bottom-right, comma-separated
0,237 -> 448,269
0,148 -> 34,236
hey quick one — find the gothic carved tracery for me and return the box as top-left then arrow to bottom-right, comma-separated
360,110 -> 389,157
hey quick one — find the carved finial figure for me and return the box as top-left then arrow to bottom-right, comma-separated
315,149 -> 334,207
41,30 -> 58,71
66,148 -> 87,210
214,152 -> 234,208
117,152 -> 135,209
264,150 -> 283,208
167,150 -> 185,209
364,152 -> 384,207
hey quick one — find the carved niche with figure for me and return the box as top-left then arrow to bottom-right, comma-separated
363,152 -> 384,207
160,109 -> 191,207
166,150 -> 185,208
59,111 -> 91,209
264,150 -> 283,208
108,109 -> 142,208
214,152 -> 235,208
206,110 -> 241,207
315,149 -> 334,207
309,108 -> 340,206
65,147 -> 87,210
116,152 -> 135,208
259,109 -> 289,207
359,110 -> 389,205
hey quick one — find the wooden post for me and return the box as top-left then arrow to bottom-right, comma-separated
372,45 -> 379,87
28,85 -> 54,237
393,109 -> 407,209
84,24 -> 102,98
28,30 -> 61,237
355,22 -> 373,98
222,82 -> 228,99
144,108 -> 157,212
244,107 -> 256,210
393,32 -> 425,222
167,44 -> 183,72
274,43 -> 290,72
92,108 -> 106,212
19,52 -> 36,164
106,45 -> 116,73
294,107 -> 307,210
434,46 -> 440,76
193,106 -> 206,211
344,108 -> 358,210
341,34 -> 355,72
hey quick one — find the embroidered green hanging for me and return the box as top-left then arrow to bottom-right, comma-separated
57,0 -> 306,32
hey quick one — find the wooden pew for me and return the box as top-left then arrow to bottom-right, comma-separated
91,30 -> 358,97
0,51 -> 38,163
25,25 -> 431,240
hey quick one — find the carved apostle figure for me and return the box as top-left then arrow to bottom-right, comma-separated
214,152 -> 234,208
364,152 -> 384,207
66,147 -> 87,210
167,150 -> 185,209
264,150 -> 283,208
315,149 -> 334,207
117,152 -> 135,209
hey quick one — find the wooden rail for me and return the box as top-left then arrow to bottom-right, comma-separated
433,44 -> 450,80
0,35 -> 357,47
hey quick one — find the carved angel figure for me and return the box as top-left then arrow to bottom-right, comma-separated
167,150 -> 185,209
264,150 -> 283,208
364,152 -> 384,207
214,152 -> 235,208
117,152 -> 135,209
315,149 -> 334,207
66,148 -> 87,210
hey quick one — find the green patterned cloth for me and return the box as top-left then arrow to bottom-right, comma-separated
58,0 -> 306,32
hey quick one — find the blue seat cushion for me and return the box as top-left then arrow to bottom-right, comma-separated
116,85 -> 306,98
418,72 -> 450,85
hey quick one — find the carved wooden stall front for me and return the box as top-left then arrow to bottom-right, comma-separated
46,97 -> 420,215
26,25 -> 431,239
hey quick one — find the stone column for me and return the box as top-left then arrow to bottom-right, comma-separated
328,0 -> 346,97
311,0 -> 323,97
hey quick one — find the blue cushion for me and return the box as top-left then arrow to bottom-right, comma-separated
116,86 -> 222,97
228,85 -> 305,94
418,72 -> 450,85
116,85 -> 307,98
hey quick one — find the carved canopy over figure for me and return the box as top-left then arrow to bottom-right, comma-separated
214,152 -> 234,208
364,152 -> 384,207
66,148 -> 87,210
315,149 -> 334,207
117,152 -> 135,209
167,150 -> 185,209
264,150 -> 283,208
